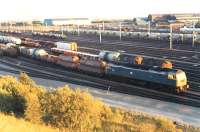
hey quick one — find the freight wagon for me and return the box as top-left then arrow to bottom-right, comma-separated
0,43 -> 19,57
0,36 -> 21,45
54,42 -> 78,51
15,46 -> 189,93
20,46 -> 107,75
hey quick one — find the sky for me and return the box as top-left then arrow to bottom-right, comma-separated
0,0 -> 200,21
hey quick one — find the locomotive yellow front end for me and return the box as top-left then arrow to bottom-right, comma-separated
175,70 -> 189,93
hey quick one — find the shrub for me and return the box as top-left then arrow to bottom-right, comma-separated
0,76 -> 25,115
155,117 -> 182,132
0,74 -> 44,123
0,74 -> 195,131
18,72 -> 36,87
40,86 -> 103,131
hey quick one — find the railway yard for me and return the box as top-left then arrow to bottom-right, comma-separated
0,29 -> 200,127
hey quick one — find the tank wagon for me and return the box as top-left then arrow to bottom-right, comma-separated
32,32 -> 67,39
0,35 -> 21,45
0,43 -> 19,57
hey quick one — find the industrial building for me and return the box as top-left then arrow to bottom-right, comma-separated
43,18 -> 91,26
149,13 -> 200,23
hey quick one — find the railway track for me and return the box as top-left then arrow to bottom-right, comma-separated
1,33 -> 200,106
1,56 -> 200,107
6,32 -> 200,66
78,46 -> 200,91
3,32 -> 200,85
65,34 -> 200,51
3,32 -> 200,63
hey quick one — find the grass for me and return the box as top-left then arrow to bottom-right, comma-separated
0,113 -> 59,132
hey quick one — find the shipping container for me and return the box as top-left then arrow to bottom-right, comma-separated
51,48 -> 99,61
55,42 -> 78,51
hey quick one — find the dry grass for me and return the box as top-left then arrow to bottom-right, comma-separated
0,113 -> 59,132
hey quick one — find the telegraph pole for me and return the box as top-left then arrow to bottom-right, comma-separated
10,22 -> 12,31
102,21 -> 105,32
99,24 -> 102,43
148,21 -> 151,35
61,25 -> 64,37
23,22 -> 25,32
119,22 -> 122,41
192,22 -> 195,47
180,34 -> 183,44
31,23 -> 34,33
45,22 -> 48,32
77,24 -> 80,36
169,24 -> 173,49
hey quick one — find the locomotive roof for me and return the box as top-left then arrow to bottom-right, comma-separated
109,63 -> 179,74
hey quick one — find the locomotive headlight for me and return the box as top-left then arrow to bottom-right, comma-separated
168,74 -> 176,80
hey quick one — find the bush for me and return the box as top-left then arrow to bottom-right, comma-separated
18,72 -> 36,87
154,117 -> 182,132
40,86 -> 103,131
0,74 -> 195,131
0,76 -> 26,115
0,74 -> 44,122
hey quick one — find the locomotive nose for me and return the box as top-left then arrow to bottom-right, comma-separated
176,70 -> 189,92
